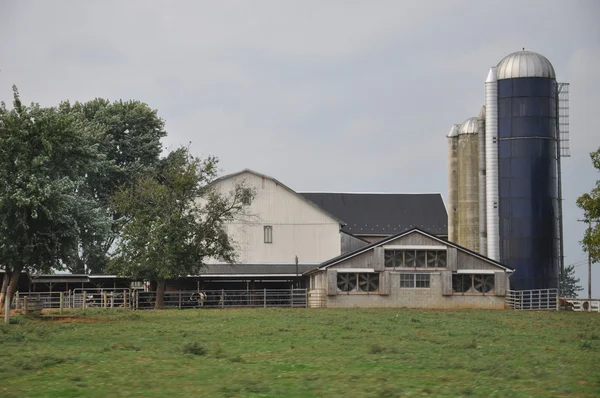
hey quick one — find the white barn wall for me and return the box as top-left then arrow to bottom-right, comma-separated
208,171 -> 341,264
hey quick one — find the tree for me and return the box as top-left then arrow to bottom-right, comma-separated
0,87 -> 109,314
559,264 -> 583,298
109,148 -> 251,309
62,99 -> 166,274
576,148 -> 600,263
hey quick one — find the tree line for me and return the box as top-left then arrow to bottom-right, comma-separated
0,87 -> 251,312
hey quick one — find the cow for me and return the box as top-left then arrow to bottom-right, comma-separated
559,298 -> 574,311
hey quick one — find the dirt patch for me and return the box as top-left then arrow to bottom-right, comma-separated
41,315 -> 103,323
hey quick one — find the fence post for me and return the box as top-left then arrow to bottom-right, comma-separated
82,291 -> 87,312
178,291 -> 182,309
23,296 -> 28,315
290,288 -> 293,308
264,288 -> 266,308
15,292 -> 19,310
221,289 -> 224,308
59,292 -> 64,314
4,295 -> 10,323
556,291 -> 560,311
103,292 -> 107,308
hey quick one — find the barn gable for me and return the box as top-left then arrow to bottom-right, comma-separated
207,169 -> 343,265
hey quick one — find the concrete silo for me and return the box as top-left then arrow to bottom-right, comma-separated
457,117 -> 479,252
447,124 -> 460,243
494,50 -> 559,290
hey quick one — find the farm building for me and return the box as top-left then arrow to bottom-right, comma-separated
306,228 -> 513,309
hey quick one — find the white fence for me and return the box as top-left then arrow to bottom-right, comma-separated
135,289 -> 308,310
506,289 -> 559,310
9,288 -> 308,311
559,298 -> 600,312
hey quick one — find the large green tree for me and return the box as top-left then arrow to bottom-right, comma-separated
62,98 -> 166,274
576,148 -> 600,263
0,87 -> 109,313
109,148 -> 252,309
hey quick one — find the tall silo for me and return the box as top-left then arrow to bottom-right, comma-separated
457,117 -> 479,252
447,124 -> 460,243
477,106 -> 487,256
495,50 -> 559,290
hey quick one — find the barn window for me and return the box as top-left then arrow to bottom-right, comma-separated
452,274 -> 494,294
264,226 -> 273,243
337,273 -> 379,292
385,250 -> 447,268
399,273 -> 430,288
241,188 -> 252,205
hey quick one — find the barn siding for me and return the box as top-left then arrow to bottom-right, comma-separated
206,171 -> 341,264
341,233 -> 369,253
456,250 -> 499,270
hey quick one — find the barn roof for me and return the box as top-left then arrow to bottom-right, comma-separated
197,263 -> 317,277
299,192 -> 448,236
306,228 -> 513,274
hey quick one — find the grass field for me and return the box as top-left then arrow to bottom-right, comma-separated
0,308 -> 599,397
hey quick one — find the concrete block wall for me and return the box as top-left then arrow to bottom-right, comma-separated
325,272 -> 505,309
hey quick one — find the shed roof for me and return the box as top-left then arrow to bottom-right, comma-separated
307,228 -> 513,274
299,192 -> 447,236
198,263 -> 316,277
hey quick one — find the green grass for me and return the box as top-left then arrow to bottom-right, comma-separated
1,308 -> 599,397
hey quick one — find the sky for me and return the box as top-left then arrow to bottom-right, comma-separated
1,0 -> 599,297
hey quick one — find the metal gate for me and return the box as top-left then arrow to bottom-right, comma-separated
506,288 -> 558,310
72,288 -> 133,309
134,289 -> 307,310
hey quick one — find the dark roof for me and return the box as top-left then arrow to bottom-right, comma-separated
198,264 -> 316,276
299,192 -> 448,236
305,227 -> 513,274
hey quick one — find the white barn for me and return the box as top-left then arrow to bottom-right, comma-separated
201,169 -> 344,287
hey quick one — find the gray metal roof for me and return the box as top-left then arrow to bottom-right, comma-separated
308,227 -> 514,273
458,117 -> 479,135
299,193 -> 448,236
198,264 -> 316,276
496,50 -> 555,80
447,124 -> 459,138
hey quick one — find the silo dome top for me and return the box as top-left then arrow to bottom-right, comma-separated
496,50 -> 555,80
458,117 -> 478,135
447,124 -> 459,138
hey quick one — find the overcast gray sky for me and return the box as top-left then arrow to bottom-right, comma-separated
1,0 -> 599,296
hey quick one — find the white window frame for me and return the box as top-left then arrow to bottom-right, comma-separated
264,225 -> 273,244
399,273 -> 431,289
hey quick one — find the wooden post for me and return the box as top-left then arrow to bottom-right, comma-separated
82,291 -> 87,312
103,292 -> 107,308
4,295 -> 10,324
23,296 -> 28,316
178,291 -> 182,309
290,288 -> 294,308
264,288 -> 267,308
110,293 -> 114,308
59,292 -> 64,314
221,289 -> 224,308
15,292 -> 19,310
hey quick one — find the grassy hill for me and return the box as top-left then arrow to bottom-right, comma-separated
1,308 -> 598,397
